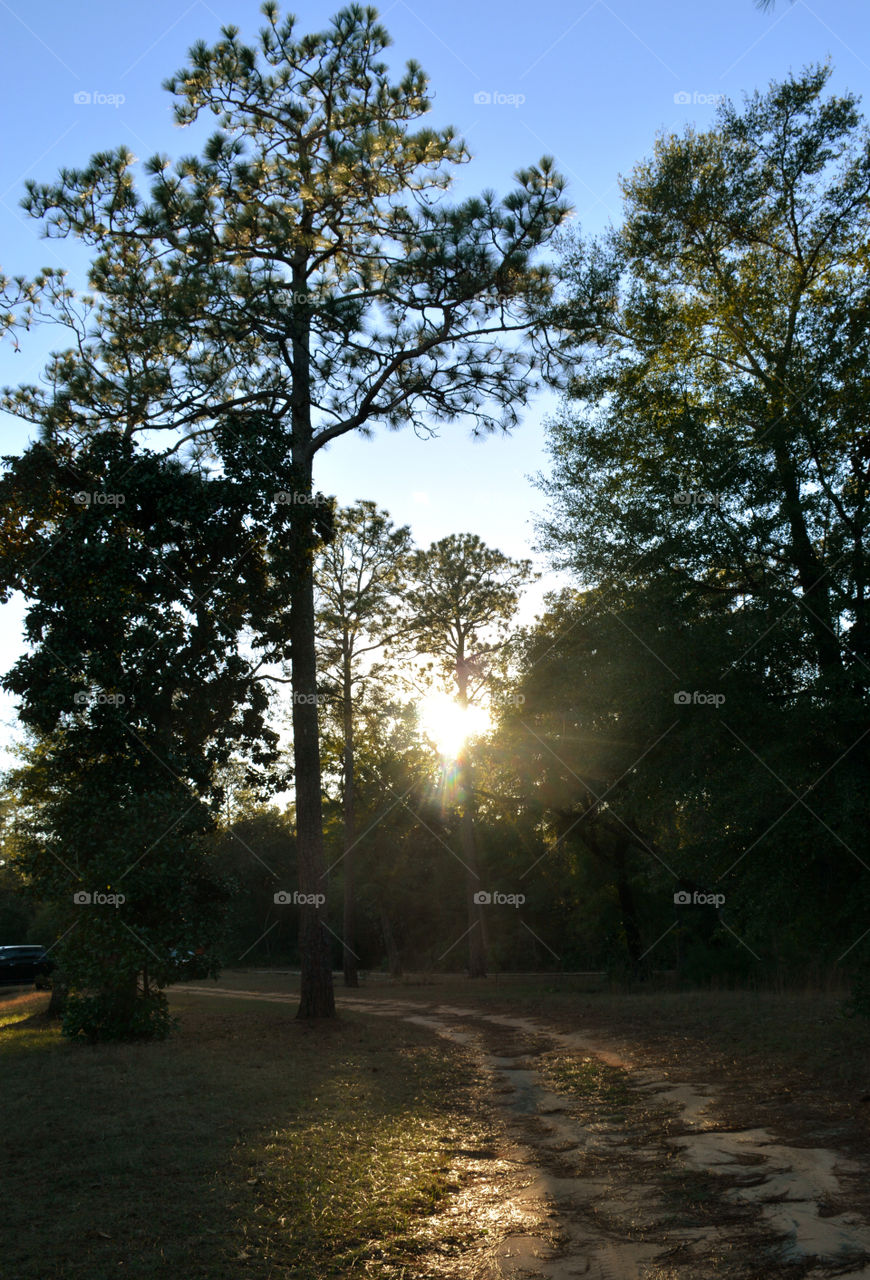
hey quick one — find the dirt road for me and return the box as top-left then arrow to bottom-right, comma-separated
181,984 -> 870,1279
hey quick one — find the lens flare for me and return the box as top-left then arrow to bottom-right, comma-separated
418,692 -> 490,758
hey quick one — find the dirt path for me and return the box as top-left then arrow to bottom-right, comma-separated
181,986 -> 870,1279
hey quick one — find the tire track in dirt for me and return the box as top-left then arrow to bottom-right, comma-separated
179,986 -> 870,1279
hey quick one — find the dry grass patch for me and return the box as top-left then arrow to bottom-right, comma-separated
0,989 -> 495,1279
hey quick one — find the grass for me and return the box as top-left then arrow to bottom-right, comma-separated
0,988 -> 493,1279
208,972 -> 870,1143
295,974 -> 870,1144
541,1051 -> 635,1122
0,989 -> 47,1029
4,973 -> 870,1277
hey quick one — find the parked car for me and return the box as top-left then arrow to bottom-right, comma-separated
0,945 -> 54,988
167,948 -> 211,980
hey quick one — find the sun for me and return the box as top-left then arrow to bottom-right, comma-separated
418,692 -> 490,759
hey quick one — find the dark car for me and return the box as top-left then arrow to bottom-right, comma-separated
0,945 -> 54,988
167,948 -> 211,980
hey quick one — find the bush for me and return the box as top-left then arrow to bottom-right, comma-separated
62,989 -> 176,1042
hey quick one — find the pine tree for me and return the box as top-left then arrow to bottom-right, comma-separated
11,4 -> 568,1015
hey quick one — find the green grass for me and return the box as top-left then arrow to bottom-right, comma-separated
0,989 -> 491,1279
541,1051 -> 635,1121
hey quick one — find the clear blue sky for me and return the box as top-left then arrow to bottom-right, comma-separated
1,0 -> 868,762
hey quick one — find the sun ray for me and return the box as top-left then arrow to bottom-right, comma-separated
418,691 -> 490,759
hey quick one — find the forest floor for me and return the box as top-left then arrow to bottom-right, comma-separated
3,973 -> 870,1278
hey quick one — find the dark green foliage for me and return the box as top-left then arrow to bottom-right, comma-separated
210,807 -> 298,963
531,67 -> 870,990
0,431 -> 284,1037
63,990 -> 176,1043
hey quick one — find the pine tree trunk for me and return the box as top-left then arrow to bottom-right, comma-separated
290,467 -> 335,1020
613,840 -> 643,977
457,661 -> 487,978
462,795 -> 487,978
46,970 -> 68,1019
380,906 -> 402,978
288,254 -> 335,1019
342,654 -> 359,987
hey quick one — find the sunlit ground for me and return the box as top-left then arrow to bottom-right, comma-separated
0,990 -> 492,1279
